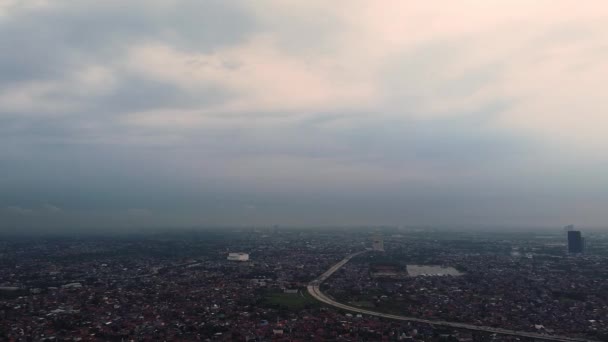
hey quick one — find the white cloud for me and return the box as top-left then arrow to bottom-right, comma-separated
2,1 -> 608,226
110,1 -> 608,154
0,0 -> 51,17
0,64 -> 117,115
126,36 -> 376,117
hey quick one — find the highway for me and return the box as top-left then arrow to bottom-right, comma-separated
307,250 -> 599,342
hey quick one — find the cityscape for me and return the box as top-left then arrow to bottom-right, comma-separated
1,227 -> 607,341
2,1 -> 608,341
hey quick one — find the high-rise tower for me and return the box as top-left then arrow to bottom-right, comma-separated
567,230 -> 584,254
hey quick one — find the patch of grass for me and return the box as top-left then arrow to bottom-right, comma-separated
263,290 -> 319,310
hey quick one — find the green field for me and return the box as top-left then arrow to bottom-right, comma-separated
263,290 -> 319,310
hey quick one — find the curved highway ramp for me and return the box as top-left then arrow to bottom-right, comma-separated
307,251 -> 599,342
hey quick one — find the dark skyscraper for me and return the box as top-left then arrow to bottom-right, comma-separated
567,230 -> 584,254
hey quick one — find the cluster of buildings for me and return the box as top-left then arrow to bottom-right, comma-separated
325,232 -> 608,341
0,228 -> 605,341
0,230 -> 478,341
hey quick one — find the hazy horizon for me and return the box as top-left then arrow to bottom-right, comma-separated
2,1 -> 608,230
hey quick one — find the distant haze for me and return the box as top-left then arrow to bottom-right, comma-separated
1,1 -> 608,230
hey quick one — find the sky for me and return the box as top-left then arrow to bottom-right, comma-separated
1,1 -> 608,230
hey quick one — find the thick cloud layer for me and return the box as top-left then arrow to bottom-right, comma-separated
1,1 -> 608,230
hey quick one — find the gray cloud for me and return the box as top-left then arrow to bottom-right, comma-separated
1,1 -> 608,230
3,206 -> 35,216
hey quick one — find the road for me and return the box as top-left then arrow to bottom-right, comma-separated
307,250 -> 599,342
